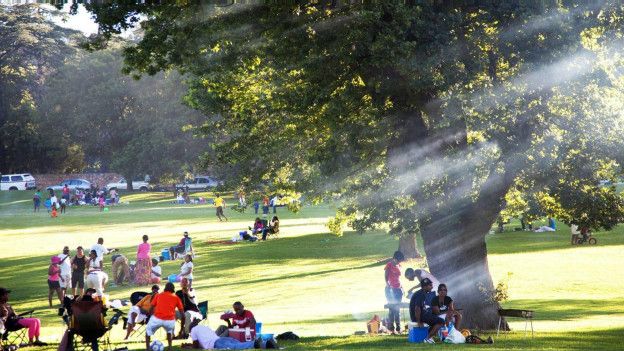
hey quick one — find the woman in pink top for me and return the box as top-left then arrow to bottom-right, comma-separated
134,235 -> 152,285
48,256 -> 63,307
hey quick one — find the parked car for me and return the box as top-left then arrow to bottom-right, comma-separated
106,178 -> 150,191
0,173 -> 37,191
47,179 -> 92,191
176,176 -> 221,191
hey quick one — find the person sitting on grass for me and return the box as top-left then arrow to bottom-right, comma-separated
175,278 -> 202,339
184,324 -> 279,350
0,287 -> 48,346
409,278 -> 444,344
218,302 -> 256,337
151,259 -> 162,284
125,285 -> 159,340
179,255 -> 194,287
431,284 -> 462,329
145,282 -> 184,351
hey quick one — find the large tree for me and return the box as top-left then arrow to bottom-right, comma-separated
0,5 -> 82,173
40,46 -> 206,186
85,1 -> 624,328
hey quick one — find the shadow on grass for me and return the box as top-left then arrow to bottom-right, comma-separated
486,230 -> 624,255
503,298 -> 624,321
281,327 -> 624,350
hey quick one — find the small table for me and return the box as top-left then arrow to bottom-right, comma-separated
497,309 -> 534,337
384,302 -> 411,325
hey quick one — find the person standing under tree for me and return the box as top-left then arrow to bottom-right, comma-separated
384,251 -> 405,334
214,194 -> 228,222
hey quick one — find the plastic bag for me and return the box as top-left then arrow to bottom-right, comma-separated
444,326 -> 466,344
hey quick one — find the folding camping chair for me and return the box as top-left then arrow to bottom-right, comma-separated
122,291 -> 150,339
189,301 -> 209,330
0,310 -> 34,347
174,237 -> 194,260
61,300 -> 123,351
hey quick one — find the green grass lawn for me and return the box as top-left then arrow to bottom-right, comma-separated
1,191 -> 623,350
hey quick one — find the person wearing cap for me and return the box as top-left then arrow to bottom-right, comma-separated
409,277 -> 444,344
48,256 -> 64,307
0,288 -> 47,346
125,285 -> 160,340
384,251 -> 405,334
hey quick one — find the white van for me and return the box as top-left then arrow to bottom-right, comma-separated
0,173 -> 37,191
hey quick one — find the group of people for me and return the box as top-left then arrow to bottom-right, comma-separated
35,185 -> 118,216
384,251 -> 462,344
46,236 -> 169,307
123,279 -> 278,350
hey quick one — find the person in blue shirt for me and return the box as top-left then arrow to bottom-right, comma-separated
409,278 -> 444,344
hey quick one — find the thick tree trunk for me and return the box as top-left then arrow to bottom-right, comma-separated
398,233 -> 422,259
421,225 -> 506,330
418,167 -> 517,330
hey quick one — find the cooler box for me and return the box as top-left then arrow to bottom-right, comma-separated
161,249 -> 171,261
228,328 -> 256,342
408,327 -> 428,343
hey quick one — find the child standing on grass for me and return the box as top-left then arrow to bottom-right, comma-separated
98,195 -> 105,211
33,189 -> 41,212
51,205 -> 58,218
48,256 -> 64,307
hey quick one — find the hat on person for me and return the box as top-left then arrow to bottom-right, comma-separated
51,256 -> 61,264
421,278 -> 433,286
0,287 -> 11,295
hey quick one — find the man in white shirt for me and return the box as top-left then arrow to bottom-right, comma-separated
91,237 -> 116,264
188,325 -> 278,350
405,268 -> 440,299
57,246 -> 72,296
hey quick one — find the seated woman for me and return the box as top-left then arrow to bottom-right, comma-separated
250,218 -> 263,235
0,287 -> 47,346
431,284 -> 462,328
262,216 -> 279,241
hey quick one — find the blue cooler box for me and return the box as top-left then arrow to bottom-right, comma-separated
161,248 -> 171,261
408,327 -> 428,343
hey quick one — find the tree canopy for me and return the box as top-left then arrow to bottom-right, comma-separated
70,0 -> 624,328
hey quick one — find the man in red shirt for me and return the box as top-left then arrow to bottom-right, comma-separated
146,282 -> 184,351
219,301 -> 256,337
384,251 -> 405,334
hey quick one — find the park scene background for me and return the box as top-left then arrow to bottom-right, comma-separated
2,1 -> 624,350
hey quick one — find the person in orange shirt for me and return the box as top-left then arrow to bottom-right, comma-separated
51,206 -> 58,218
145,282 -> 184,351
